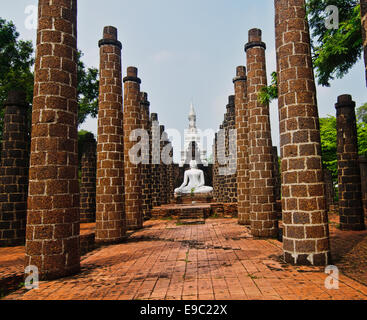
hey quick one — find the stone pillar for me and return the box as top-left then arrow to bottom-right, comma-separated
123,67 -> 143,230
80,134 -> 96,223
245,29 -> 278,238
335,95 -> 365,231
275,0 -> 330,265
0,91 -> 29,247
96,26 -> 125,244
361,0 -> 367,86
225,96 -> 237,203
272,147 -> 281,201
150,113 -> 161,207
140,92 -> 152,218
26,0 -> 80,279
360,156 -> 367,217
234,66 -> 250,225
159,125 -> 168,205
323,167 -> 335,213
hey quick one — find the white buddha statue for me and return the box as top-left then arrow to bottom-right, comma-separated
175,160 -> 213,194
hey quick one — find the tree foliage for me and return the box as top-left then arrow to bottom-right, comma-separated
0,17 -> 99,158
77,51 -> 99,125
319,112 -> 367,184
307,0 -> 362,86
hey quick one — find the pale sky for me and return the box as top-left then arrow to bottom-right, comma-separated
2,0 -> 367,162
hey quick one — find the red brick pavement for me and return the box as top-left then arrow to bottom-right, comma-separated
2,219 -> 367,300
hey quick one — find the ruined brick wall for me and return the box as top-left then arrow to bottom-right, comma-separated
96,26 -> 125,244
246,29 -> 278,238
224,96 -> 237,203
275,0 -> 330,265
361,0 -> 367,86
336,95 -> 365,230
213,98 -> 237,204
26,0 -> 80,279
360,156 -> 367,217
0,90 -> 29,247
123,67 -> 143,230
80,135 -> 96,223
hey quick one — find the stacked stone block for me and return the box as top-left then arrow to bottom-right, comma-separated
323,167 -> 335,213
150,114 -> 161,207
123,67 -> 143,230
96,26 -> 125,244
26,0 -> 80,279
234,66 -> 250,225
159,125 -> 168,205
275,0 -> 330,265
0,90 -> 29,246
335,95 -> 365,230
80,134 -> 96,223
272,147 -> 281,201
140,92 -> 152,218
224,96 -> 237,203
246,28 -> 278,238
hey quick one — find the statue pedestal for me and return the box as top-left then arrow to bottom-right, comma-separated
174,192 -> 213,204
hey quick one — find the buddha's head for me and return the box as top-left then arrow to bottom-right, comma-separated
189,160 -> 198,169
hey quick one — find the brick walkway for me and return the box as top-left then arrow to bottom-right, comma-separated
3,219 -> 367,300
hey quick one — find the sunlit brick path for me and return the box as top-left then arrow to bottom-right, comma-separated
4,219 -> 367,300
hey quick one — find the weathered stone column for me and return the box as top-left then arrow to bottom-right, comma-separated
245,29 -> 278,238
0,91 -> 29,247
26,0 -> 80,279
272,147 -> 281,201
140,92 -> 152,218
80,134 -> 96,223
275,0 -> 330,265
96,26 -> 125,244
335,95 -> 365,231
159,125 -> 168,205
123,67 -> 143,230
234,66 -> 250,225
150,113 -> 161,207
361,0 -> 367,86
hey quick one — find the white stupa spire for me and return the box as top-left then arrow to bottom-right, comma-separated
188,101 -> 197,129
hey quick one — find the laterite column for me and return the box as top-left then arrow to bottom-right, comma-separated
335,95 -> 365,230
0,91 -> 29,246
159,125 -> 168,205
246,29 -> 278,238
80,134 -> 96,223
151,114 -> 161,207
140,92 -> 152,218
123,67 -> 143,230
234,66 -> 250,225
275,0 -> 330,265
96,26 -> 125,244
26,0 -> 80,279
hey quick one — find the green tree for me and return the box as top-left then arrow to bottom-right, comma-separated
0,18 -> 34,148
307,0 -> 362,87
0,18 -> 99,157
319,116 -> 338,181
357,103 -> 367,123
77,51 -> 99,125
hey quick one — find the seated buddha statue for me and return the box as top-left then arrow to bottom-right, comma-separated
175,160 -> 213,195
